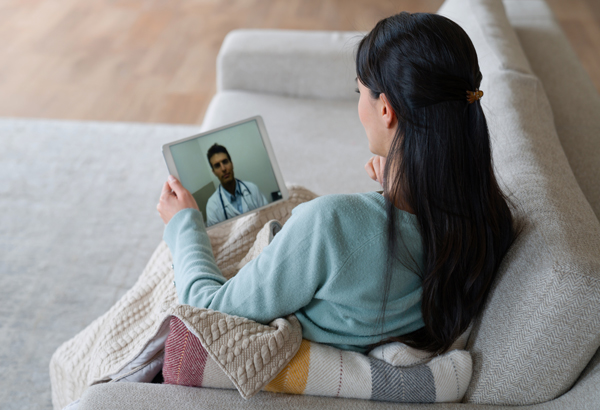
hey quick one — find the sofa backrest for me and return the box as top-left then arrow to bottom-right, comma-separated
439,0 -> 600,405
504,0 -> 600,222
217,29 -> 359,100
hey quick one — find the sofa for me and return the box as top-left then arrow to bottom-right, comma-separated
2,0 -> 599,408
66,0 -> 600,407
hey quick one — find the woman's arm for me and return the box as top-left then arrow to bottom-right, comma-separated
157,176 -> 226,305
165,209 -> 227,306
164,206 -> 331,323
159,176 -> 331,323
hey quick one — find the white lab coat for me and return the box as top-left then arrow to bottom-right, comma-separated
205,179 -> 269,226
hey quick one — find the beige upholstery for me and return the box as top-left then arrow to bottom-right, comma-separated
217,30 -> 359,100
504,0 -> 600,221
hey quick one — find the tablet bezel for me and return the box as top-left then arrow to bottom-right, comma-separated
162,116 -> 289,230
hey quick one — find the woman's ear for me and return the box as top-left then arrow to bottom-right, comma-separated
380,93 -> 397,129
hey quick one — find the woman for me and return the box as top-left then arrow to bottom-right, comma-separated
157,12 -> 515,354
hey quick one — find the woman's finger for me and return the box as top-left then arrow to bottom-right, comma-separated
365,157 -> 377,181
373,156 -> 386,186
160,181 -> 172,199
167,175 -> 185,197
167,175 -> 199,211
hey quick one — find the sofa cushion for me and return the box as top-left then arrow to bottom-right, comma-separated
217,30 -> 360,100
438,0 -> 600,405
77,348 -> 600,410
78,382 -> 481,410
201,91 -> 380,196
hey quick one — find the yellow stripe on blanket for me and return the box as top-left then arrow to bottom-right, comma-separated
265,339 -> 311,394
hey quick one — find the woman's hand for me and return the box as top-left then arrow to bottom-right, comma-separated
365,155 -> 386,188
157,176 -> 199,225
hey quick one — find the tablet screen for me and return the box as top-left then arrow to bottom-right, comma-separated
163,117 -> 287,228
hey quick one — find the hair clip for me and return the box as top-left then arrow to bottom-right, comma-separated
467,89 -> 484,104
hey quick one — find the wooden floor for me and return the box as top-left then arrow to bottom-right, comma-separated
1,0 -> 599,124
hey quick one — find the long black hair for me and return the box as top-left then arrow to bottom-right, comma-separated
357,12 -> 515,354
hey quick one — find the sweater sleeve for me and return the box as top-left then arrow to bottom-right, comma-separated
163,202 -> 333,323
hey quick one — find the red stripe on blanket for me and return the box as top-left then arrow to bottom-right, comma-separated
163,316 -> 209,387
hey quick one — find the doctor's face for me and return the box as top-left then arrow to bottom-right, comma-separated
209,153 -> 235,185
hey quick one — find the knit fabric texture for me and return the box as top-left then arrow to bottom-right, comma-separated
49,185 -> 317,410
165,191 -> 425,352
163,315 -> 473,403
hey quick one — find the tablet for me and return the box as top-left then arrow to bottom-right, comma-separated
162,116 -> 289,229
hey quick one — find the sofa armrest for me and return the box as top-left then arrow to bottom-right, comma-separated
216,29 -> 361,100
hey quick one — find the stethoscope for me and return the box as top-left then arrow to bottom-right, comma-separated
218,179 -> 252,220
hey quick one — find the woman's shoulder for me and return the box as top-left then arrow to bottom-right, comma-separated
294,192 -> 417,225
288,192 -> 403,239
294,191 -> 386,216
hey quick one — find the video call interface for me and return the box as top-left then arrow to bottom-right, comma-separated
169,120 -> 282,227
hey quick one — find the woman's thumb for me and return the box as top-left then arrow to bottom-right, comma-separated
168,175 -> 183,195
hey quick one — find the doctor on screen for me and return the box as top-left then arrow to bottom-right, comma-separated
205,143 -> 269,226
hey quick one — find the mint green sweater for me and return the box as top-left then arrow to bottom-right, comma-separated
164,191 -> 425,352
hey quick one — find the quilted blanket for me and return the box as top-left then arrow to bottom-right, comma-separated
50,185 -> 318,409
50,185 -> 472,409
164,315 -> 472,403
